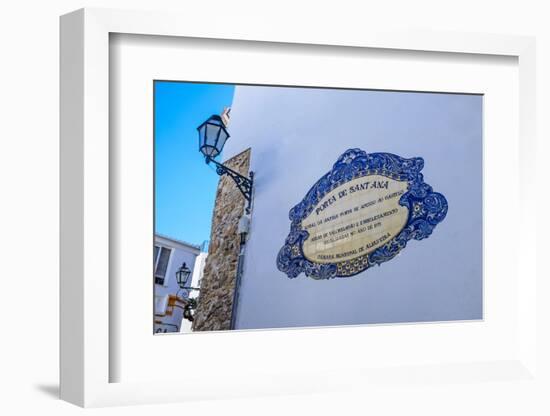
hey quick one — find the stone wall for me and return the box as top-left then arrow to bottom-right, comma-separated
192,148 -> 251,331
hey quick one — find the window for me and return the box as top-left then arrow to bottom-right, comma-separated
154,245 -> 172,285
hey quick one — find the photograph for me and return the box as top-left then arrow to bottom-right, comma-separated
153,81 -> 482,333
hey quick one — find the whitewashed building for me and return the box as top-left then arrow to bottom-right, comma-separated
154,234 -> 206,333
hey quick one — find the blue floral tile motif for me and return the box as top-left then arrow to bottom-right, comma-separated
276,148 -> 448,279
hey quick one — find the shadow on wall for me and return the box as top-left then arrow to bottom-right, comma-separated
34,383 -> 59,399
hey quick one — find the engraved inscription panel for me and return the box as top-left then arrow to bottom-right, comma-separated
301,175 -> 409,264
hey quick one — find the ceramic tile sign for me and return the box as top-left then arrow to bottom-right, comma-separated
277,148 -> 448,279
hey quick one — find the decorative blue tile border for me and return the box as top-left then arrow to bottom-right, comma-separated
276,148 -> 448,279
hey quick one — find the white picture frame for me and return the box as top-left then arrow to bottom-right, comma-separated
60,8 -> 538,408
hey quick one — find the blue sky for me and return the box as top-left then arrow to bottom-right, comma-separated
155,81 -> 235,246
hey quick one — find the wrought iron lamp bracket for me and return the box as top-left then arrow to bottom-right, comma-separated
206,156 -> 254,213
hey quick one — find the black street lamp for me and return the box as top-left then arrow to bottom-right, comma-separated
175,262 -> 201,299
197,114 -> 254,213
175,263 -> 198,323
175,262 -> 191,289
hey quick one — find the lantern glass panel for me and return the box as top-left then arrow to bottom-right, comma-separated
205,123 -> 221,148
198,123 -> 207,148
216,128 -> 229,153
202,145 -> 218,158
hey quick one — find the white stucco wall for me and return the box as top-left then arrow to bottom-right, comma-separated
223,85 -> 483,330
191,252 -> 208,289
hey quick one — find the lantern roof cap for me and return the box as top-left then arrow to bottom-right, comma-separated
197,114 -> 225,128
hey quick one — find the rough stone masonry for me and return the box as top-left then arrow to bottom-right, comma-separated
192,148 -> 251,331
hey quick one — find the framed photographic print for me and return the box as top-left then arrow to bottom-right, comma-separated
60,8 -> 538,408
